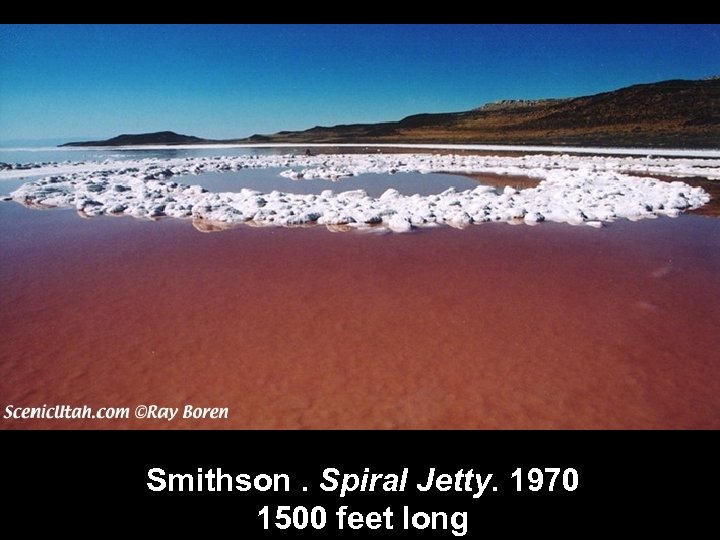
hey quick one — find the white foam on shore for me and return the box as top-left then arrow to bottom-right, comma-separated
6,153 -> 715,233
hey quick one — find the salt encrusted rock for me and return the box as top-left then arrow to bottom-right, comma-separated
387,214 -> 413,233
523,212 -> 545,225
86,183 -> 105,193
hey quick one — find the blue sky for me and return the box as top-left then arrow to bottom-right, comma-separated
1,24 -> 718,143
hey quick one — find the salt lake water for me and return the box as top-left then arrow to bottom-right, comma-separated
2,144 -> 719,428
0,145 -> 482,198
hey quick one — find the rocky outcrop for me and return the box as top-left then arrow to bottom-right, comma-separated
478,98 -> 569,111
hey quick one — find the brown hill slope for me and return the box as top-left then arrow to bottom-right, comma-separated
237,79 -> 720,148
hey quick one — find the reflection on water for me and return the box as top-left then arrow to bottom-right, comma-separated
457,172 -> 540,191
191,169 -> 483,198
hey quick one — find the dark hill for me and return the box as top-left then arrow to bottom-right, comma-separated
234,78 -> 720,148
60,131 -> 213,147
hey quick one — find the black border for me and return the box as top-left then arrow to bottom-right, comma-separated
6,430 -> 717,534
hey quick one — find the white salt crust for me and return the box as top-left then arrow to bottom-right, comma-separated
7,152 -> 716,233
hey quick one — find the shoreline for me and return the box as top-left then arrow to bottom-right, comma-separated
3,142 -> 720,159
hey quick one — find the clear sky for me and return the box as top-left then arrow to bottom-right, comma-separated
1,24 -> 718,144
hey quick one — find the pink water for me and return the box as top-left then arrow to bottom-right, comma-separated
1,203 -> 718,429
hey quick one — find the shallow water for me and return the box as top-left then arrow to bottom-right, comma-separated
193,169 -> 482,197
0,171 -> 485,200
1,202 -> 718,429
0,145 -> 281,165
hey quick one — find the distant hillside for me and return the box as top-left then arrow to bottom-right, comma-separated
235,78 -> 720,148
61,79 -> 720,149
60,131 -> 214,147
